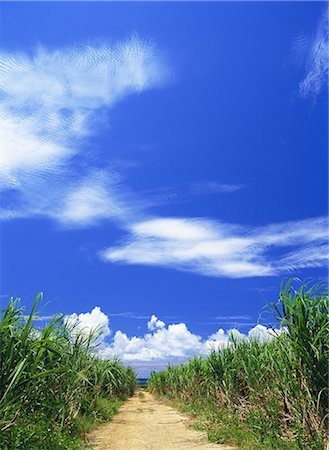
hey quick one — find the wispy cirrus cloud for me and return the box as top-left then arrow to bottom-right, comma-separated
1,36 -> 326,281
298,10 -> 328,99
0,37 -> 169,225
47,170 -> 143,228
142,181 -> 243,206
215,315 -> 251,320
100,216 -> 328,278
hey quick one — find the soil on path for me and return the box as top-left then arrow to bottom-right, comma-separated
88,390 -> 236,450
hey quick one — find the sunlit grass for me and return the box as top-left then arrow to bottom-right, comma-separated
0,294 -> 136,449
148,280 -> 328,449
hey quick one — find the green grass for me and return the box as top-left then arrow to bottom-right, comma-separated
0,294 -> 137,449
148,280 -> 328,449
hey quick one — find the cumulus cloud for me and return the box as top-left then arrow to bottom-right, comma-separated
299,11 -> 328,98
100,215 -> 328,278
103,323 -> 204,362
247,324 -> 286,341
205,328 -> 233,351
65,306 -> 111,343
60,304 -> 286,374
0,37 -> 168,225
75,308 -> 282,364
147,314 -> 165,331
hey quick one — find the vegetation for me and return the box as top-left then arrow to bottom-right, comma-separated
0,294 -> 136,449
149,280 -> 328,449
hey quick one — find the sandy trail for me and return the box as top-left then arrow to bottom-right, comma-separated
88,390 -> 235,450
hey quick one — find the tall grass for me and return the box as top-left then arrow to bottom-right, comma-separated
0,294 -> 136,449
148,280 -> 328,449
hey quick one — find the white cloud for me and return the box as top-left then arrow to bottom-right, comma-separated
147,314 -> 165,331
84,310 -> 282,364
61,307 -> 283,374
247,324 -> 284,341
205,328 -> 231,351
0,37 -> 168,225
256,216 -> 328,246
48,170 -> 140,228
215,315 -> 251,320
58,178 -> 122,226
188,181 -> 243,195
65,306 -> 111,343
101,215 -> 328,278
279,244 -> 329,271
299,11 -> 328,98
0,114 -> 68,187
1,35 -> 327,284
101,322 -> 204,362
142,181 -> 243,207
132,218 -> 222,241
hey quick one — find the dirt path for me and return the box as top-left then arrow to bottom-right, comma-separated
88,390 -> 236,450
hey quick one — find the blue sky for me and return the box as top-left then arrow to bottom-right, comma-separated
1,2 -> 328,375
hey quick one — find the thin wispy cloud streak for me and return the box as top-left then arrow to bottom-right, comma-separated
0,37 -> 169,226
111,312 -> 151,320
101,216 -> 328,278
298,10 -> 328,98
215,315 -> 252,320
142,181 -> 243,207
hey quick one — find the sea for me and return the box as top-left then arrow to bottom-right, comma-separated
137,378 -> 148,386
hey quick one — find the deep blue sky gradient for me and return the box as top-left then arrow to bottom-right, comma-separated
1,2 -> 327,340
